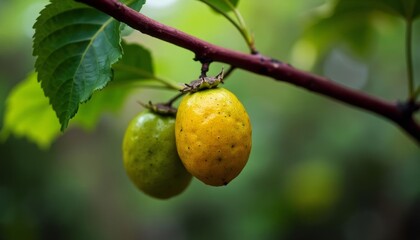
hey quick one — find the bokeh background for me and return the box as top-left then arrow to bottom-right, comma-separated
1,0 -> 420,239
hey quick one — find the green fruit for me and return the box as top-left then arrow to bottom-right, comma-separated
122,110 -> 192,199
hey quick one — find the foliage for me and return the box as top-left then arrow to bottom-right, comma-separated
2,0 -> 419,146
32,0 -> 145,130
1,42 -> 155,148
1,73 -> 60,149
198,0 -> 239,13
1,0 -> 248,147
1,0 -> 420,239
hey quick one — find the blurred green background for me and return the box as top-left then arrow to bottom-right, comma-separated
1,0 -> 420,239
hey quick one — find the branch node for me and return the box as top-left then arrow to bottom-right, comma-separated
137,100 -> 177,116
181,68 -> 224,93
114,1 -> 123,10
72,0 -> 420,143
270,58 -> 286,66
397,100 -> 420,119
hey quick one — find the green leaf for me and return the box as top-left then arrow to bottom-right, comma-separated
1,73 -> 61,149
198,0 -> 239,13
112,41 -> 155,82
113,41 -> 181,90
1,72 -> 134,149
2,42 -> 155,148
33,0 -> 145,130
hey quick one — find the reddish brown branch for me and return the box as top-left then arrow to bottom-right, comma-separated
76,0 -> 420,144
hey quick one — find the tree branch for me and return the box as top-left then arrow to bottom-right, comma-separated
76,0 -> 420,144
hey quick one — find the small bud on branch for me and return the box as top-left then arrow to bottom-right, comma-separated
76,0 -> 420,144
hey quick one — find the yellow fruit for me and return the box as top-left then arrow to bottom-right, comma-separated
175,87 -> 252,186
122,110 -> 192,199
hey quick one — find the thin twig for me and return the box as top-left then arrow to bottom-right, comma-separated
76,0 -> 420,144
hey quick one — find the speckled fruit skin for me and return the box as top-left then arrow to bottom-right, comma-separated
175,87 -> 252,186
122,110 -> 192,199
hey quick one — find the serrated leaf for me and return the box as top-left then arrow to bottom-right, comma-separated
1,72 -> 133,149
33,0 -> 144,131
112,41 -> 155,82
198,0 -> 239,13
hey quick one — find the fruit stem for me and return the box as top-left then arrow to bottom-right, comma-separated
200,61 -> 212,78
223,66 -> 236,79
138,101 -> 177,115
167,92 -> 186,106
